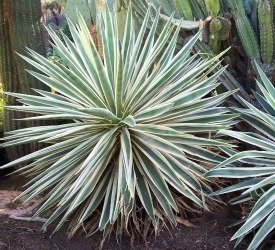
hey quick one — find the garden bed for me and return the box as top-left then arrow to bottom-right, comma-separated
0,174 -> 247,249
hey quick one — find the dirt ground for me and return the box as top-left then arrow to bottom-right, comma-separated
0,174 -> 248,250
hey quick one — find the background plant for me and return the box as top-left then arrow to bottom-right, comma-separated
207,62 -> 275,250
129,0 -> 275,101
130,0 -> 251,107
0,0 -> 48,160
1,5 -> 236,239
43,0 -> 116,64
44,0 -> 275,99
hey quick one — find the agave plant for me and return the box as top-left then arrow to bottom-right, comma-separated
207,63 -> 275,250
1,5 -> 234,237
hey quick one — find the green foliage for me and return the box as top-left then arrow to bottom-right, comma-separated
1,6 -> 235,237
207,62 -> 275,250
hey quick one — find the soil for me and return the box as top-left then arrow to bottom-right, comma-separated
0,174 -> 248,250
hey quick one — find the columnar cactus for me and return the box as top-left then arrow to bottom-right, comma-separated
0,0 -> 47,160
0,0 -> 21,160
258,0 -> 274,64
8,0 -> 46,91
227,0 -> 260,60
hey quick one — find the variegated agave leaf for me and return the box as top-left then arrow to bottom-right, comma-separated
207,62 -> 275,250
2,5 -> 233,237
